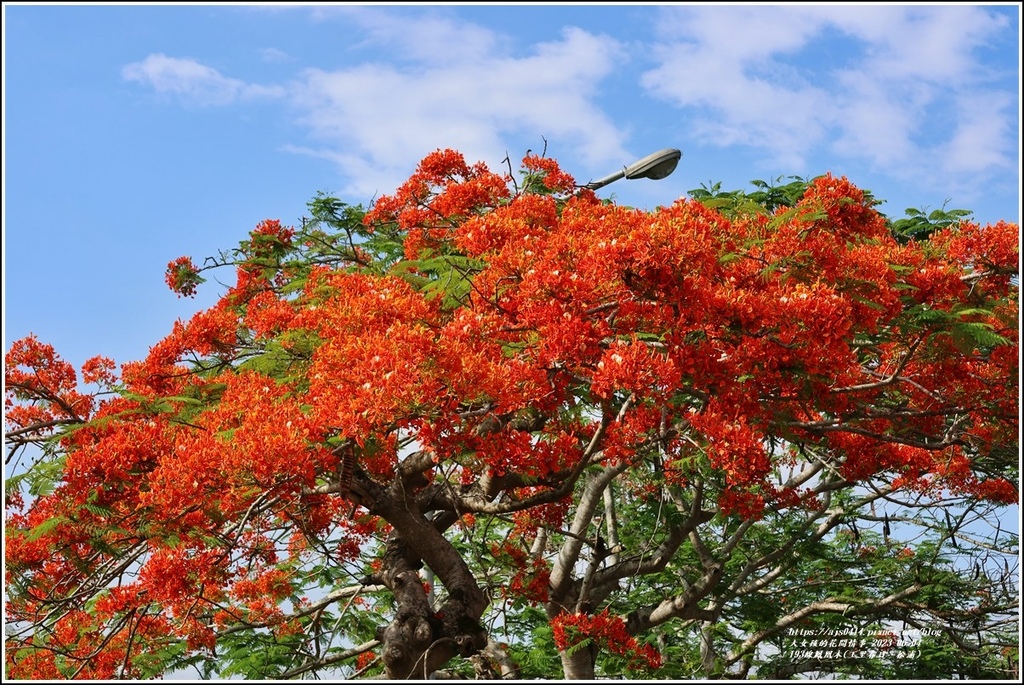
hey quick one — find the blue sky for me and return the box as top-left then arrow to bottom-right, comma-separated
3,2 -> 1021,380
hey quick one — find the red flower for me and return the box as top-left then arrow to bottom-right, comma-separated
551,610 -> 662,671
165,255 -> 204,297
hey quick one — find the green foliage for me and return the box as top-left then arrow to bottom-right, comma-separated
304,193 -> 386,270
505,609 -> 561,678
5,451 -> 65,498
688,177 -> 971,247
893,302 -> 1013,360
23,514 -> 65,542
391,251 -> 486,309
890,204 -> 974,244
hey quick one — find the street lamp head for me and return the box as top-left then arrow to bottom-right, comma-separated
623,148 -> 682,181
584,148 -> 682,191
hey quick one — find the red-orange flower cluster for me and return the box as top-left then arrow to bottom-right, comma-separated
551,609 -> 662,671
165,255 -> 203,298
4,149 -> 1018,679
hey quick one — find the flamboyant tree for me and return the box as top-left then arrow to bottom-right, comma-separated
5,150 -> 1019,680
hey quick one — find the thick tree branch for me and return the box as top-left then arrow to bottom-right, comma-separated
591,485 -> 714,593
548,460 -> 631,609
725,583 -> 924,667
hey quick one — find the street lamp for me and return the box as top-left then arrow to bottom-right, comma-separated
583,148 -> 682,191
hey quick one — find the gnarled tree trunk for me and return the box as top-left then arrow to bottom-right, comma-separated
356,467 -> 490,679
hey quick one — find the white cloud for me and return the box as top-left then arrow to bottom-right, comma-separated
642,5 -> 1016,186
122,54 -> 284,106
123,11 -> 631,200
942,91 -> 1017,176
825,4 -> 1009,84
827,69 -> 918,167
260,47 -> 292,64
322,5 -> 505,65
286,19 -> 630,199
642,6 -> 836,169
121,6 -> 1014,206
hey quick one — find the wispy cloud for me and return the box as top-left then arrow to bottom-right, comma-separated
641,6 -> 834,169
122,6 -> 1015,205
642,4 -> 1016,190
323,5 -> 507,66
288,25 -> 628,197
259,47 -> 292,64
942,91 -> 1017,177
123,9 -> 629,199
122,54 -> 284,106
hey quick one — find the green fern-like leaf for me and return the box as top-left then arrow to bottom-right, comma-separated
950,322 -> 1010,353
566,636 -> 594,657
26,515 -> 65,541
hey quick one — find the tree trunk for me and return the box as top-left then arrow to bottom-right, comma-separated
356,472 -> 490,679
559,643 -> 597,679
373,532 -> 490,679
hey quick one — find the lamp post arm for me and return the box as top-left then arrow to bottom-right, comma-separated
584,169 -> 627,191
581,148 -> 682,192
